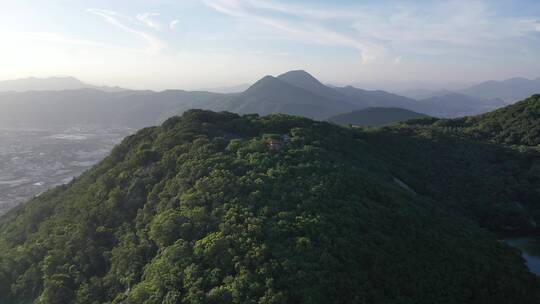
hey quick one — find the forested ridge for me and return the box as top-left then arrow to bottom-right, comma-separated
402,94 -> 540,147
361,95 -> 540,232
1,98 -> 540,303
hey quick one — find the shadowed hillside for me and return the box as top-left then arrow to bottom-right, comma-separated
327,107 -> 429,126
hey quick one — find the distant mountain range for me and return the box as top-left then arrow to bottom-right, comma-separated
0,77 -> 126,93
415,93 -> 506,118
399,77 -> 540,104
461,77 -> 540,103
0,89 -> 226,129
254,70 -> 503,118
0,71 -> 530,129
327,107 -> 429,126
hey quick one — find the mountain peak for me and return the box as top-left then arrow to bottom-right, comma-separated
276,70 -> 347,101
282,69 -> 310,75
244,75 -> 282,93
278,69 -> 316,78
237,74 -> 355,119
277,70 -> 322,85
258,75 -> 277,82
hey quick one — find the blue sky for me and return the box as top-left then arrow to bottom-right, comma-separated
1,0 -> 540,90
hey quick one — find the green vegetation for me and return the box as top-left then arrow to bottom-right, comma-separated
360,95 -> 540,232
464,94 -> 540,146
1,107 -> 540,303
397,94 -> 540,147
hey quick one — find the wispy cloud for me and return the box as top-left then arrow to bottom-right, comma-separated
203,0 -> 540,63
202,0 -> 380,63
137,12 -> 162,31
170,19 -> 180,30
238,0 -> 361,20
88,9 -> 165,53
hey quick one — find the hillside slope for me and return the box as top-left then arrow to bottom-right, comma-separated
363,95 -> 540,232
327,107 -> 428,126
0,110 -> 539,303
398,94 -> 540,147
462,94 -> 540,146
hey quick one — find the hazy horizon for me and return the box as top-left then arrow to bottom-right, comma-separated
2,0 -> 540,90
1,72 -> 538,93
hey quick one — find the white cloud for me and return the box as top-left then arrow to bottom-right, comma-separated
202,0 -> 382,63
394,56 -> 402,64
203,0 -> 540,63
170,19 -> 180,30
88,9 -> 164,53
137,12 -> 162,31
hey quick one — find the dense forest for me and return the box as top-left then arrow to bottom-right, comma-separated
1,97 -> 540,303
362,95 -> 540,232
462,94 -> 540,146
397,94 -> 540,147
